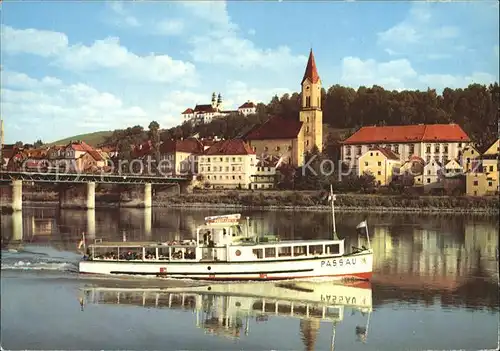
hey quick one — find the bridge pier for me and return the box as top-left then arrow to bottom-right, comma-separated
179,180 -> 194,194
59,182 -> 95,209
12,211 -> 23,241
86,209 -> 96,240
0,180 -> 23,212
119,183 -> 152,208
144,207 -> 152,239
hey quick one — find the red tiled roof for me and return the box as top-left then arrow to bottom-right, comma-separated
159,138 -> 204,154
301,49 -> 320,85
194,104 -> 217,113
370,147 -> 399,160
244,115 -> 303,140
182,108 -> 194,114
68,141 -> 104,161
238,101 -> 256,109
343,124 -> 471,145
204,139 -> 255,155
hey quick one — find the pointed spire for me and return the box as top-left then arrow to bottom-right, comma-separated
301,49 -> 320,85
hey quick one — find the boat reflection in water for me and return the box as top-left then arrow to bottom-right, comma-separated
80,280 -> 372,348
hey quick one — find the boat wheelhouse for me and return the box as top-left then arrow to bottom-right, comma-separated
79,187 -> 374,281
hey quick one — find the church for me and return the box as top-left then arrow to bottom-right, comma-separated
243,49 -> 323,167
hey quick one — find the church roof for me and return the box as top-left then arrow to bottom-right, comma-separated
244,115 -> 303,140
301,49 -> 320,85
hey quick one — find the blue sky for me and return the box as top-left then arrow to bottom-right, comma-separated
1,0 -> 498,144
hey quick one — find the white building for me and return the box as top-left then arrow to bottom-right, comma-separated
181,92 -> 257,125
341,124 -> 471,174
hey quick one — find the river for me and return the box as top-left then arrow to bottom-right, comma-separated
1,206 -> 498,350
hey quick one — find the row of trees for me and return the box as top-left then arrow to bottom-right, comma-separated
101,82 -> 499,152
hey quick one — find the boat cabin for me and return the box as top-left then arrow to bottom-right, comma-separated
86,214 -> 346,263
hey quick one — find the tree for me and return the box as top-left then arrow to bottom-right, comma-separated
14,141 -> 23,148
34,139 -> 43,148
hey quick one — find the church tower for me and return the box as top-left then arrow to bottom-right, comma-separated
299,49 -> 323,153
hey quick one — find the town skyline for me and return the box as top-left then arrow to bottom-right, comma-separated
1,0 -> 499,143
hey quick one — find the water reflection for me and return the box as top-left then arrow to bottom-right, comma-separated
80,281 -> 372,349
1,207 -> 498,312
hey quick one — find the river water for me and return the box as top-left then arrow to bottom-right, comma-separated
1,206 -> 499,351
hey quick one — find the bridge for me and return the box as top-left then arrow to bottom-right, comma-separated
0,171 -> 193,211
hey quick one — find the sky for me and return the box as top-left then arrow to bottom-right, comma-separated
1,0 -> 499,144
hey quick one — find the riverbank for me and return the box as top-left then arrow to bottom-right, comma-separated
18,190 -> 500,214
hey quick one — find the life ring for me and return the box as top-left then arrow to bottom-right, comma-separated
235,250 -> 241,256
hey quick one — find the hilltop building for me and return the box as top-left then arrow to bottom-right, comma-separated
181,92 -> 257,125
244,49 -> 324,167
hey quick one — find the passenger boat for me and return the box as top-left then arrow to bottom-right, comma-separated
78,186 -> 374,281
79,281 -> 372,345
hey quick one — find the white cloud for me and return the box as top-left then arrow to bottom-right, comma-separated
418,72 -> 498,90
183,2 -> 306,70
2,71 -> 62,89
339,56 -> 497,91
1,25 -> 68,57
108,1 -> 141,27
377,2 -> 460,59
224,81 -> 291,107
1,70 -> 157,142
1,25 -> 197,86
156,19 -> 185,35
340,57 -> 417,91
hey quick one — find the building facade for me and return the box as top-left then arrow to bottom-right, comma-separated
357,147 -> 400,186
342,124 -> 471,174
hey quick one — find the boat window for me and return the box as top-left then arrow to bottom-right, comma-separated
265,247 -> 276,258
145,248 -> 156,260
158,247 -> 170,260
293,246 -> 307,257
120,247 -> 143,260
278,246 -> 292,257
253,248 -> 264,259
325,244 -> 340,255
325,307 -> 341,319
293,304 -> 307,316
309,245 -> 324,255
264,302 -> 276,313
93,247 -> 118,260
309,307 -> 324,318
277,304 -> 292,314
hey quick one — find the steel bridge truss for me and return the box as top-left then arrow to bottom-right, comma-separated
0,171 -> 190,185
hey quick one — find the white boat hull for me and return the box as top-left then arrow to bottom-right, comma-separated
79,250 -> 373,281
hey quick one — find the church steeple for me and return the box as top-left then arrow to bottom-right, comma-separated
301,49 -> 320,85
299,48 -> 323,155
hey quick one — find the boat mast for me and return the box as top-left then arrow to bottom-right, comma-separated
329,184 -> 339,240
329,321 -> 336,351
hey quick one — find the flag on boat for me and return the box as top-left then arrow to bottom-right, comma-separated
356,220 -> 367,229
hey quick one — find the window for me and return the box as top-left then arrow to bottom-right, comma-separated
458,143 -> 462,148
488,181 -> 493,187
306,96 -> 311,107
473,180 -> 478,186
443,144 -> 449,153
238,157 -> 242,162
427,178 -> 431,183
346,147 -> 351,156
225,157 -> 229,162
306,116 -> 310,123
207,167 -> 211,171
219,157 -> 223,162
370,152 -> 373,156
426,145 -> 431,153
276,146 -> 281,152
207,158 -> 211,162
435,144 -> 440,153
489,166 -> 494,172
252,249 -> 264,259
265,247 -> 276,258
293,246 -> 307,256
356,146 -> 362,155
394,145 -> 399,153
377,171 -> 381,175
409,144 -> 415,154
232,157 -> 236,162
309,245 -> 323,255
427,170 -> 431,175
325,244 -> 340,255
364,162 -> 369,167
378,161 -> 382,166
278,247 -> 292,257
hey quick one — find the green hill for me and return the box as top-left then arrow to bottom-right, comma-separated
46,131 -> 113,147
